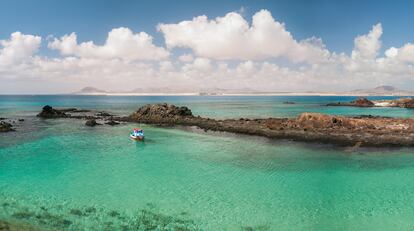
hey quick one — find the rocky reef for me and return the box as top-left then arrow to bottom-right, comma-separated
31,103 -> 414,147
37,105 -> 68,118
0,121 -> 14,132
376,98 -> 414,108
327,97 -> 375,107
327,97 -> 414,108
126,103 -> 414,147
36,105 -> 122,127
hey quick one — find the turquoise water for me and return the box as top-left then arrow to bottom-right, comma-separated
1,95 -> 414,119
2,96 -> 414,230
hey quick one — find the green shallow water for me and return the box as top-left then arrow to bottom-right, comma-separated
2,95 -> 414,230
2,119 -> 414,230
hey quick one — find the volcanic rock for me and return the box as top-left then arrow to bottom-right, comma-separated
85,119 -> 101,127
351,97 -> 375,107
0,121 -> 14,132
129,103 -> 193,122
37,105 -> 68,118
327,97 -> 374,107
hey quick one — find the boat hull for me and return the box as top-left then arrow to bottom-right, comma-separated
130,135 -> 144,141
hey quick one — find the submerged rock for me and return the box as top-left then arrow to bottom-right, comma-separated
59,108 -> 91,113
85,119 -> 101,127
105,120 -> 120,126
37,105 -> 68,118
96,112 -> 112,117
0,220 -> 39,231
0,121 -> 14,132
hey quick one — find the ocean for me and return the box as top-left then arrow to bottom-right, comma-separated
1,95 -> 414,230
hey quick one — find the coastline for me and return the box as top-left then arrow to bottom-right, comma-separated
2,93 -> 414,96
29,103 -> 414,147
64,93 -> 414,96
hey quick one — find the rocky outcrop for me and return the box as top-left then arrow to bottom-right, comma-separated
0,121 -> 14,132
126,104 -> 414,147
388,98 -> 414,108
352,97 -> 375,107
129,103 -> 193,123
327,97 -> 375,107
85,119 -> 101,127
328,97 -> 414,108
33,103 -> 414,147
37,105 -> 68,118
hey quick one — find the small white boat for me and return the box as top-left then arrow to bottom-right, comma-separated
130,128 -> 144,141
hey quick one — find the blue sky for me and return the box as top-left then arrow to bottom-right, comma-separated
1,0 -> 414,93
1,0 -> 413,54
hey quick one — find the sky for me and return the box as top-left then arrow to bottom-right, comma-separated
1,0 -> 414,94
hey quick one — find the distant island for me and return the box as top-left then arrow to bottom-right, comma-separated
71,85 -> 414,96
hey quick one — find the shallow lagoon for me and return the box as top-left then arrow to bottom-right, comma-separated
2,96 -> 414,230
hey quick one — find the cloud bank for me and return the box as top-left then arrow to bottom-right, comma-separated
1,9 -> 414,94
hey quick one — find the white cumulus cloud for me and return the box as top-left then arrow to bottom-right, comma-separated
385,43 -> 414,63
0,32 -> 41,65
48,27 -> 169,61
2,10 -> 414,94
158,9 -> 329,63
351,23 -> 382,60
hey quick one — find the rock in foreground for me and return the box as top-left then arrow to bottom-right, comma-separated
0,121 -> 14,132
37,105 -> 68,118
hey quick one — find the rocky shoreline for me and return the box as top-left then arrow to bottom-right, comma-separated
327,97 -> 414,108
36,105 -> 122,127
124,104 -> 414,147
29,103 -> 414,147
